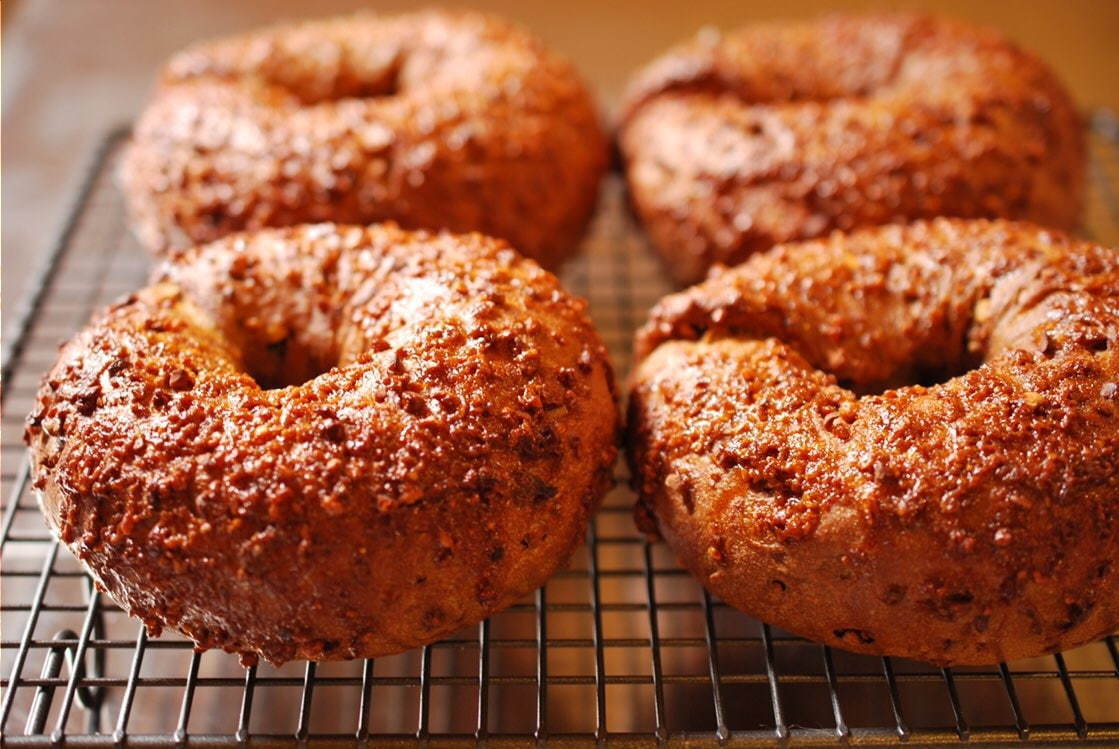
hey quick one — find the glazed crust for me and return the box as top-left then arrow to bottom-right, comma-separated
120,10 -> 608,270
618,14 -> 1086,285
628,219 -> 1119,665
25,224 -> 618,665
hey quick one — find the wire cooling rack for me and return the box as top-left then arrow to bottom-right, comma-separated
4,115 -> 1119,747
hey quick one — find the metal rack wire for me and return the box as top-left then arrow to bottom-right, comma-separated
4,115 -> 1119,747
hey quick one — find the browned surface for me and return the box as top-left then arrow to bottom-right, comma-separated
120,10 -> 607,270
5,140 -> 1119,735
619,15 -> 1086,285
4,0 -> 1119,731
24,224 -> 619,665
629,218 -> 1119,665
5,0 -> 1119,331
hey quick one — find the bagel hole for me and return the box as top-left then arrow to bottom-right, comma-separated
323,69 -> 400,103
241,335 -> 339,390
840,359 -> 980,396
288,55 -> 403,106
697,320 -> 986,396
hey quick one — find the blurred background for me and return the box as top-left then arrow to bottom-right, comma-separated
3,0 -> 1118,342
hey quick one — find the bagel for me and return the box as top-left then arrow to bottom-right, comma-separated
120,10 -> 607,270
627,219 -> 1119,665
618,14 -> 1085,285
25,224 -> 618,665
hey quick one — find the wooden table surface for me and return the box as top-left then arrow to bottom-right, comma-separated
3,0 -> 1118,347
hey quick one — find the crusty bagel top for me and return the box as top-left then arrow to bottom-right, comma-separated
617,14 -> 1085,284
25,224 -> 619,662
121,10 -> 607,268
636,219 -> 1119,393
619,14 -> 1075,120
632,219 -> 1119,543
627,219 -> 1119,663
162,9 -> 580,107
31,223 -> 618,525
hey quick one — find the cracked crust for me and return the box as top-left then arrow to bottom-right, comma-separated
120,9 -> 608,270
618,14 -> 1085,285
628,219 -> 1119,665
25,224 -> 619,665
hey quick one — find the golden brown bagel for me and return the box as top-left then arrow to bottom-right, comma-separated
628,219 -> 1119,665
618,15 -> 1086,285
120,10 -> 607,270
25,224 -> 618,665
